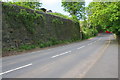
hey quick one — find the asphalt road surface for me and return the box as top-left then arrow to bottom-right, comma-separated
1,33 -> 118,78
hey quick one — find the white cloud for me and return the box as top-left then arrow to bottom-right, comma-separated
41,0 -> 61,5
85,0 -> 93,2
85,0 -> 93,6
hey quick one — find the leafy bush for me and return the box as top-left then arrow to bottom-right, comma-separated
82,27 -> 98,39
10,2 -> 42,10
19,44 -> 36,50
4,3 -> 44,34
80,20 -> 98,39
17,9 -> 44,34
48,13 -> 79,22
48,13 -> 70,19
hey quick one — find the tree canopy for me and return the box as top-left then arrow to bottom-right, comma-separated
87,2 -> 120,35
62,2 -> 85,20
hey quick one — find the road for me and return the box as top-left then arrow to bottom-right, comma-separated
1,33 -> 118,78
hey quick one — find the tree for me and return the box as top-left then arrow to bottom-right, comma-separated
62,1 -> 85,20
87,2 -> 120,35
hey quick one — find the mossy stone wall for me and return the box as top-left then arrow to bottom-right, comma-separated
2,3 -> 80,53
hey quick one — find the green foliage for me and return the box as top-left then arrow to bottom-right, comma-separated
4,38 -> 81,52
80,20 -> 98,39
3,44 -> 36,52
18,9 -> 44,33
39,39 -> 60,48
62,2 -> 85,20
19,44 -> 36,50
11,2 -> 42,10
48,13 -> 70,19
82,27 -> 98,39
35,9 -> 44,12
52,18 -> 63,24
87,2 -> 120,35
70,15 -> 79,22
49,12 -> 79,22
3,2 -> 44,34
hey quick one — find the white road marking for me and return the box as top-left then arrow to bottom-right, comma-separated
31,51 -> 41,54
51,51 -> 71,58
77,46 -> 85,49
93,38 -> 101,43
88,43 -> 93,45
94,41 -> 97,43
0,63 -> 32,75
88,43 -> 90,45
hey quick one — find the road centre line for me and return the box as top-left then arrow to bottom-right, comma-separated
88,43 -> 93,45
52,38 -> 99,58
0,63 -> 32,75
31,51 -> 41,54
51,51 -> 71,58
77,46 -> 85,49
94,38 -> 101,42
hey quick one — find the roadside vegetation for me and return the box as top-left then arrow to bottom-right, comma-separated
48,13 -> 78,22
86,2 -> 120,40
4,39 -> 81,53
9,2 -> 42,10
62,1 -> 98,39
80,20 -> 98,39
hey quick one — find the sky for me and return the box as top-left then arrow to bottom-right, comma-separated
3,0 -> 93,16
41,0 -> 69,15
41,0 -> 93,16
